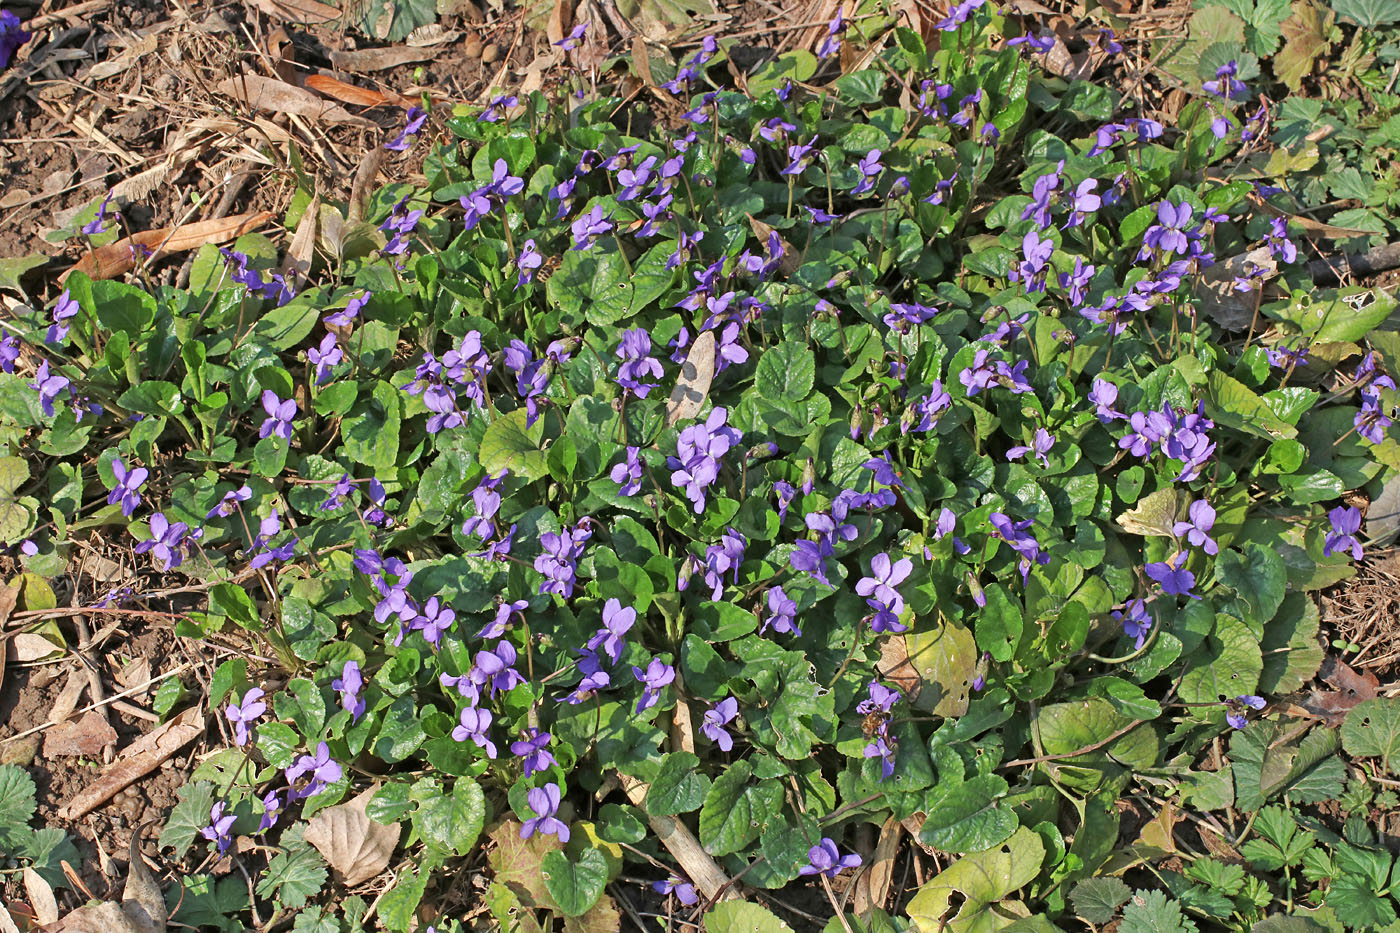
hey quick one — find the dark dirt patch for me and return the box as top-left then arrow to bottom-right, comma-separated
0,618 -> 194,910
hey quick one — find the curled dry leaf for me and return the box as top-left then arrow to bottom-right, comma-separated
304,73 -> 412,109
40,825 -> 165,933
215,75 -> 376,127
303,786 -> 401,887
280,195 -> 319,283
58,707 -> 204,820
665,329 -> 716,427
122,822 -> 167,933
853,816 -> 901,914
61,211 -> 275,282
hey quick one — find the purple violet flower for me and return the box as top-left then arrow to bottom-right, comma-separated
1226,694 -> 1266,729
511,727 -> 556,777
107,458 -> 148,517
332,661 -> 366,721
587,598 -> 636,665
1174,500 -> 1219,555
653,874 -> 698,906
856,552 -> 913,634
1006,428 -> 1055,469
570,204 -> 613,251
762,585 -> 801,636
611,446 -> 643,496
700,697 -> 739,751
29,361 -> 69,417
632,657 -> 675,713
224,687 -> 266,747
799,839 -> 862,878
201,801 -> 236,855
384,106 -> 428,151
258,390 -> 297,441
46,289 -> 79,344
521,783 -> 569,841
1113,599 -> 1152,650
616,328 -> 663,398
286,741 -> 342,799
452,706 -> 497,757
1146,552 -> 1199,599
1324,506 -> 1364,561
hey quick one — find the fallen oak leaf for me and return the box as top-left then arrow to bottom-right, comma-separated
60,211 -> 275,282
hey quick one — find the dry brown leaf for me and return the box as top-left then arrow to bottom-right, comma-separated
58,707 -> 204,820
866,816 -> 902,911
216,74 -> 376,127
1196,246 -> 1276,331
877,636 -> 923,704
1304,655 -> 1380,725
88,34 -> 158,81
304,73 -> 400,108
304,787 -> 400,886
43,710 -> 118,758
25,868 -> 58,927
50,669 -> 89,726
44,901 -> 137,933
11,632 -> 62,662
329,46 -> 434,71
41,825 -> 165,933
116,658 -> 151,695
122,823 -> 166,933
746,214 -> 801,276
665,329 -> 716,427
281,195 -> 319,283
631,37 -> 654,86
245,0 -> 339,24
0,902 -> 21,933
406,24 -> 459,46
547,0 -> 572,46
61,211 -> 275,282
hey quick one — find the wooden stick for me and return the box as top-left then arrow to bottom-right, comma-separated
618,774 -> 741,902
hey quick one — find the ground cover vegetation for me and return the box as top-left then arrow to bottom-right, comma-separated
4,0 -> 1400,929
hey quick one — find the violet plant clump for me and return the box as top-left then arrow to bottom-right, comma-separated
6,9 -> 1399,930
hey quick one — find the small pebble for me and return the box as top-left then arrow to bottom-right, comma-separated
481,43 -> 500,65
463,35 -> 483,58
